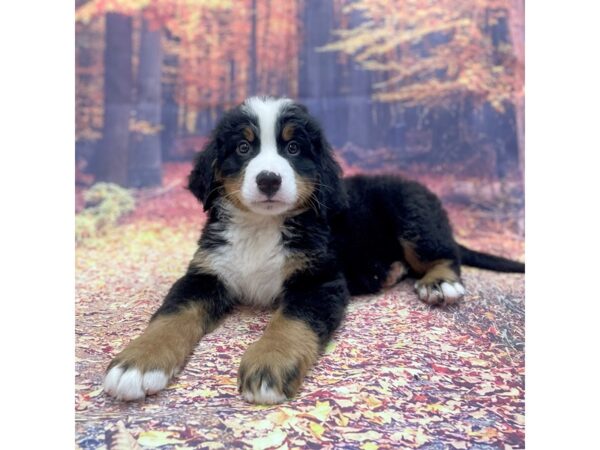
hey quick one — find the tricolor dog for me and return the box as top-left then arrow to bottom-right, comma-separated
104,97 -> 524,404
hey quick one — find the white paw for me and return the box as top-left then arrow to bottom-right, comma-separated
415,280 -> 465,305
104,366 -> 170,401
241,380 -> 287,405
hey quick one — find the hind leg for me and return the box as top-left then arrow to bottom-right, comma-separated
401,241 -> 466,306
382,261 -> 409,288
386,177 -> 466,305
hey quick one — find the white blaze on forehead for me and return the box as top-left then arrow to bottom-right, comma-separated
243,97 -> 292,150
240,97 -> 297,214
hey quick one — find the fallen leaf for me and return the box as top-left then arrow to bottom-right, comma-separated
344,431 -> 382,442
307,401 -> 331,421
137,430 -> 184,448
250,429 -> 287,450
309,422 -> 325,440
110,421 -> 141,450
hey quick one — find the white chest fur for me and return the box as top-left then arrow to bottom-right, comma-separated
205,213 -> 286,306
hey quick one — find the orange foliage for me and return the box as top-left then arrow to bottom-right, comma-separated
76,0 -> 299,137
322,0 -> 522,111
76,18 -> 104,141
75,0 -> 523,141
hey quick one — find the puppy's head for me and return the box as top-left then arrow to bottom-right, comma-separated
189,97 -> 347,217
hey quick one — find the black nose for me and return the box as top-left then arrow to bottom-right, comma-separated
256,171 -> 282,197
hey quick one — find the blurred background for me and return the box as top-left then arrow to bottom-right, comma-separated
75,0 -> 524,249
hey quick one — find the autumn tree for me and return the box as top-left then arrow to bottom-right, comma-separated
76,0 -> 234,184
75,6 -> 104,184
321,0 -> 523,168
323,0 -> 520,107
153,0 -> 299,139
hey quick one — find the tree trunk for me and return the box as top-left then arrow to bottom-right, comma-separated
248,0 -> 258,96
94,13 -> 133,186
229,59 -> 236,106
345,9 -> 373,149
261,0 -> 271,94
160,30 -> 179,161
129,18 -> 163,187
298,0 -> 344,145
508,0 -> 525,175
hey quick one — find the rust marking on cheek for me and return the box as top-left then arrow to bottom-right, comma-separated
295,176 -> 316,209
222,175 -> 248,211
282,124 -> 295,142
243,127 -> 255,142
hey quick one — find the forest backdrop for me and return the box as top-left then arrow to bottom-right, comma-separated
75,0 -> 524,204
75,3 -> 525,447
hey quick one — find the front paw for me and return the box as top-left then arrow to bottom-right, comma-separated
104,347 -> 175,401
237,312 -> 320,404
238,347 -> 306,405
238,328 -> 319,405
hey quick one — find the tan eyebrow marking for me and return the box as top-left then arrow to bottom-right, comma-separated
282,123 -> 294,142
243,127 -> 255,142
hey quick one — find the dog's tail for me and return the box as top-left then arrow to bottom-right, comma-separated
458,244 -> 525,273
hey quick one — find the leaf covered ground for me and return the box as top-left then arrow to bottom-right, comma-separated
76,163 -> 524,449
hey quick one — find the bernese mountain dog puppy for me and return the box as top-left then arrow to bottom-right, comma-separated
104,96 -> 524,404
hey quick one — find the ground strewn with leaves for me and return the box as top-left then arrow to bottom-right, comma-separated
76,163 -> 524,449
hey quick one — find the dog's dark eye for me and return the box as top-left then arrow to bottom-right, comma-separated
237,141 -> 251,155
287,141 -> 299,155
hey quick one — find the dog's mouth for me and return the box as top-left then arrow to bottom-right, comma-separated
253,199 -> 288,207
248,198 -> 293,214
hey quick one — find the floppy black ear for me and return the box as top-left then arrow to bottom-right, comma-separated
314,129 -> 348,217
188,138 -> 220,211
